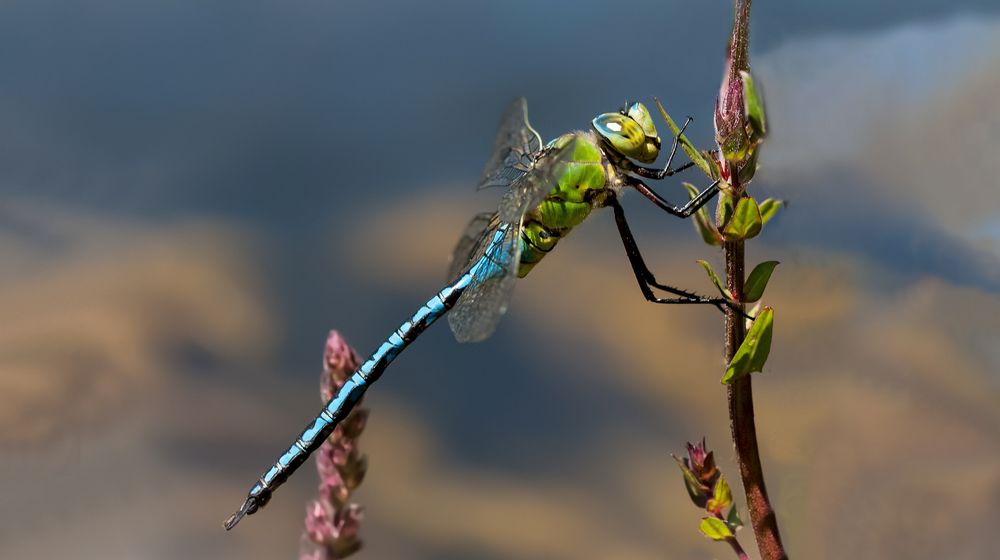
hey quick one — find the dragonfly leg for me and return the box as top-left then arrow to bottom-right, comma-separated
630,159 -> 698,180
629,116 -> 694,180
610,197 -> 750,319
628,175 -> 721,219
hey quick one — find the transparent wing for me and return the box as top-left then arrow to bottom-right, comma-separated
498,135 -> 579,223
447,221 -> 521,343
478,97 -> 543,190
447,212 -> 498,282
448,137 -> 580,343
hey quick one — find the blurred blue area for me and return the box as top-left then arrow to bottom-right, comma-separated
8,0 -> 994,370
1,0 -> 995,219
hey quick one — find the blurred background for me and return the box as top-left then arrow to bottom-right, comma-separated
1,1 -> 998,558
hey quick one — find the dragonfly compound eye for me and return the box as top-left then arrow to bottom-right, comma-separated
593,111 -> 660,164
627,102 -> 658,138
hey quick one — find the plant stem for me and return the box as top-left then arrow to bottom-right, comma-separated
726,535 -> 751,560
730,0 -> 752,76
719,2 -> 787,556
724,237 -> 787,560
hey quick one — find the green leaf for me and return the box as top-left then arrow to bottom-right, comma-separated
683,183 -> 723,246
722,307 -> 774,384
740,70 -> 767,139
716,191 -> 736,229
699,517 -> 734,541
758,198 -> 784,226
704,151 -> 722,181
697,260 -> 732,300
720,127 -> 750,164
672,454 -> 710,507
726,505 -> 743,530
744,261 -> 779,303
721,197 -> 763,241
707,474 -> 733,514
744,302 -> 762,331
737,143 -> 761,184
654,98 -> 712,178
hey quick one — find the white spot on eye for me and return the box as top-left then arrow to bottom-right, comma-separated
606,122 -> 622,132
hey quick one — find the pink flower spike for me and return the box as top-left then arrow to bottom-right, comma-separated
303,500 -> 336,545
332,504 -> 364,541
300,331 -> 368,559
324,331 -> 361,375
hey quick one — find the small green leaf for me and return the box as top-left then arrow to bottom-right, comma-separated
704,151 -> 723,181
683,183 -> 723,246
706,474 -> 733,514
716,191 -> 736,229
726,505 -> 743,529
740,70 -> 767,139
672,454 -> 710,507
720,127 -> 750,163
697,260 -> 732,300
737,144 -> 761,184
744,261 -> 779,303
699,517 -> 734,541
721,197 -> 763,241
758,198 -> 784,226
654,98 -> 712,178
722,307 -> 774,384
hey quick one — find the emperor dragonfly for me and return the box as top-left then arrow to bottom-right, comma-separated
225,98 -> 731,530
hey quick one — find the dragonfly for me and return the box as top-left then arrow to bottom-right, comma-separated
225,98 -> 734,530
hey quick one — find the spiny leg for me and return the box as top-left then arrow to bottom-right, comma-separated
624,116 -> 723,219
628,175 -> 721,218
629,116 -> 693,180
630,159 -> 698,180
609,198 -> 723,311
609,197 -> 750,319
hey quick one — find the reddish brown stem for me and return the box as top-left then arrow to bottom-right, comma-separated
720,2 -> 788,557
730,0 -> 752,76
726,535 -> 750,560
724,239 -> 787,560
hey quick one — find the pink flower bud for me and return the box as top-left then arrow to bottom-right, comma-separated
321,331 -> 362,400
684,438 -> 720,488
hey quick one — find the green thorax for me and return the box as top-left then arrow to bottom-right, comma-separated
518,132 -> 608,277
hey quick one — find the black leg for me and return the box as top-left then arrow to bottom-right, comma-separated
609,197 -> 746,317
629,116 -> 693,180
629,175 -> 721,218
630,159 -> 698,180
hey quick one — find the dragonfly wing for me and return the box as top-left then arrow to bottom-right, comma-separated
478,97 -> 543,190
447,220 -> 522,343
448,137 -> 580,343
498,135 -> 580,223
447,211 -> 498,282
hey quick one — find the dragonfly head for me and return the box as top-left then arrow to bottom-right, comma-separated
592,102 -> 661,164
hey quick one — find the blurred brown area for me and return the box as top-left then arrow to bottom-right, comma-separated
352,185 -> 999,560
0,200 -> 277,447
